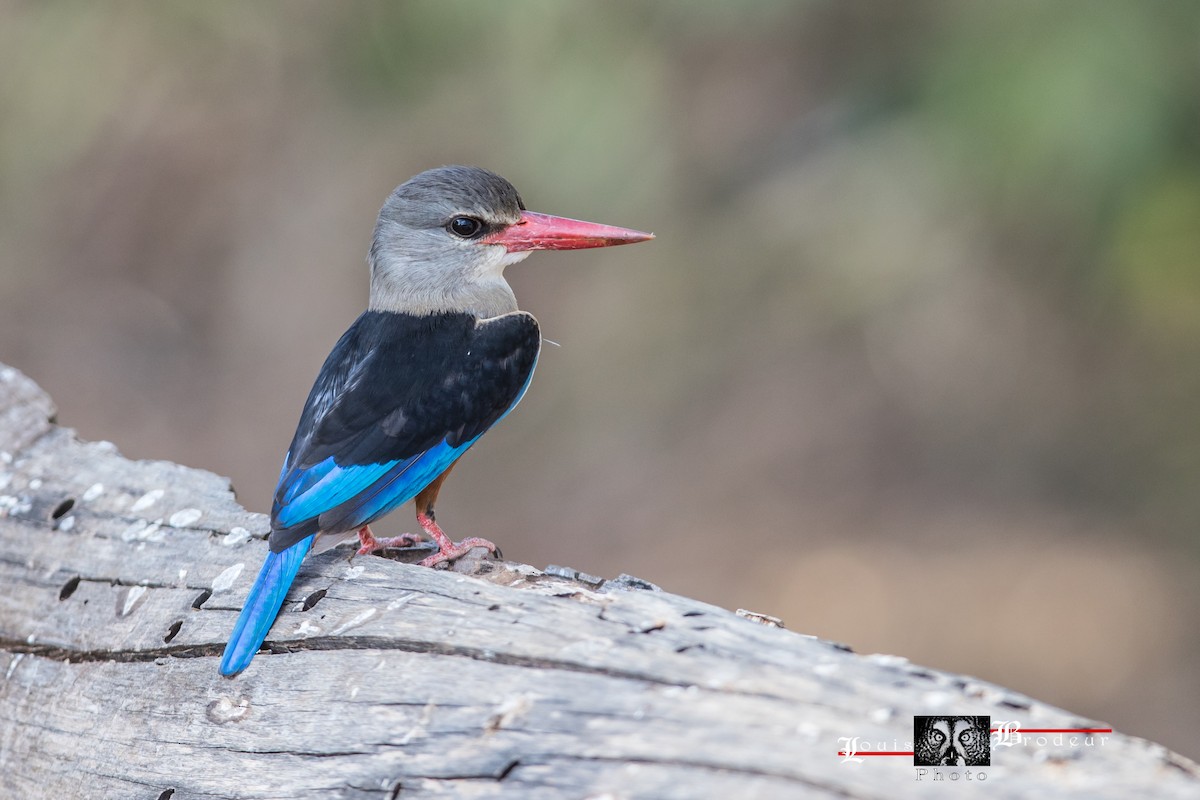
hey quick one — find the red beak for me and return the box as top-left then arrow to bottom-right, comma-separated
485,210 -> 654,252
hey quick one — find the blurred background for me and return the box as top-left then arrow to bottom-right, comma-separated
2,1 -> 1198,759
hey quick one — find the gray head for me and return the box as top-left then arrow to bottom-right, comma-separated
369,166 -> 528,318
368,165 -> 655,319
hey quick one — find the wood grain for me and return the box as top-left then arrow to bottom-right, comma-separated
0,363 -> 1196,799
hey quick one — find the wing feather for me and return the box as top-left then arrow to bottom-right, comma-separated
268,310 -> 539,551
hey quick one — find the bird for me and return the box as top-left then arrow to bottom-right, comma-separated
219,165 -> 653,676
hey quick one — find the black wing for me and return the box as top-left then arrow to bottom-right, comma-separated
269,310 -> 540,549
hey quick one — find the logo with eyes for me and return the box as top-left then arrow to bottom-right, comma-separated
913,716 -> 991,766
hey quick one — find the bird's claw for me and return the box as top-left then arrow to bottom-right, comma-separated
416,536 -> 499,569
355,525 -> 423,556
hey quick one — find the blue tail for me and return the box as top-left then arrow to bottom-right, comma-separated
219,534 -> 315,676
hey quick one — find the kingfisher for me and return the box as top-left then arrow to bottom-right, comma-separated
219,166 -> 653,676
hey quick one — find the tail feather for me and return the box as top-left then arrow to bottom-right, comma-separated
219,534 -> 314,676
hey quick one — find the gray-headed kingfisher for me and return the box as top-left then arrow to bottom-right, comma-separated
220,166 -> 653,675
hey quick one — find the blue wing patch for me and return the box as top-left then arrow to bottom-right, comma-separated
274,457 -> 402,528
320,438 -> 478,531
274,439 -> 477,534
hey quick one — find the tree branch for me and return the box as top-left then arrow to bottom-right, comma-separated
0,363 -> 1196,799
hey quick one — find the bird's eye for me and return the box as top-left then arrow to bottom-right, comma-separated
447,216 -> 484,238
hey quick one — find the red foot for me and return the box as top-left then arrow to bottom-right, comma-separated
415,512 -> 498,568
355,524 -> 423,556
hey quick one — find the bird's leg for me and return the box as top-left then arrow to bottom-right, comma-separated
414,511 -> 498,568
412,465 -> 499,568
355,524 -> 423,556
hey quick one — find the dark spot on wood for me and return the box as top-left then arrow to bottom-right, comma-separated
682,610 -> 704,617
59,575 -> 81,601
676,644 -> 706,653
191,589 -> 212,610
51,498 -> 75,520
157,790 -> 174,800
488,603 -> 501,611
163,620 -> 182,643
388,780 -> 403,799
302,588 -> 327,611
496,759 -> 519,781
908,669 -> 936,681
999,698 -> 1031,710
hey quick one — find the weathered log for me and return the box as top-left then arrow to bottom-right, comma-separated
0,362 -> 1196,799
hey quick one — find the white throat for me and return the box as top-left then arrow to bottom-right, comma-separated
368,246 -> 529,319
